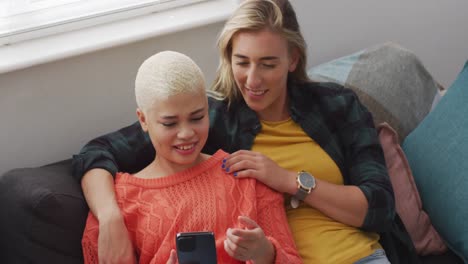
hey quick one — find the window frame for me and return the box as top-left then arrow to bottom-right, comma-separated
0,0 -> 237,74
0,0 -> 211,46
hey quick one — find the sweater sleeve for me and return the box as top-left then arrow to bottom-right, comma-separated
81,213 -> 100,264
255,182 -> 302,264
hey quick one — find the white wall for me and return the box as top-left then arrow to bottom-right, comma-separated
295,0 -> 468,87
0,23 -> 223,175
1,1 -> 467,175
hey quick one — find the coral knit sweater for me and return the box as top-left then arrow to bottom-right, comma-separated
82,150 -> 301,264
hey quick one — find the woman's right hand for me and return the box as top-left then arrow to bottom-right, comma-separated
224,216 -> 274,263
98,210 -> 136,264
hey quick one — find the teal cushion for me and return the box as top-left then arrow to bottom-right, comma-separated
402,61 -> 468,261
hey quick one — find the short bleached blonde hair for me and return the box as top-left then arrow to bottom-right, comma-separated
135,51 -> 205,113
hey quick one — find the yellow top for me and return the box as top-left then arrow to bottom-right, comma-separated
252,118 -> 381,264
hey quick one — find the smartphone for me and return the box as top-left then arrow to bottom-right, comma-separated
176,231 -> 217,264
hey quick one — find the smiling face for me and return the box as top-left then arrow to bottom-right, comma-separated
231,29 -> 298,121
137,89 -> 209,173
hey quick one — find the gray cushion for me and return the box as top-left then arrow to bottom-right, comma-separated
308,42 -> 440,141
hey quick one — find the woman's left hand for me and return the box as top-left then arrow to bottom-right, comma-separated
224,216 -> 274,263
223,150 -> 293,193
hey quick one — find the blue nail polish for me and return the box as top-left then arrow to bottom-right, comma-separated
226,167 -> 230,172
222,158 -> 226,163
222,163 -> 225,169
233,172 -> 237,177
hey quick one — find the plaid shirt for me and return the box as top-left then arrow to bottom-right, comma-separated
72,81 -> 419,263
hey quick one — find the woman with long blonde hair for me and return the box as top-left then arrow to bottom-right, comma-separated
75,1 -> 419,263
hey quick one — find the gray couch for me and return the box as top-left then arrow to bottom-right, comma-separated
0,43 -> 464,263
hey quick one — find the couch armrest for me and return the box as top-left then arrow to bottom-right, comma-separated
0,160 -> 88,263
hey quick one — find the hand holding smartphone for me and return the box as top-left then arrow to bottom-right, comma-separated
176,231 -> 217,264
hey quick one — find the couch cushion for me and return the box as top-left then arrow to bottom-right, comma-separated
402,61 -> 468,262
0,160 -> 88,263
378,122 -> 446,255
308,42 -> 439,141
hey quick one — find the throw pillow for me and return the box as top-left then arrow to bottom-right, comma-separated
308,42 -> 439,141
402,61 -> 468,262
378,122 -> 446,255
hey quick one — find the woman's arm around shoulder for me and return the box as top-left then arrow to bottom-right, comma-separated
72,121 -> 154,181
75,121 -> 149,264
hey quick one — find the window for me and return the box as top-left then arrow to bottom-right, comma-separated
0,0 -> 209,45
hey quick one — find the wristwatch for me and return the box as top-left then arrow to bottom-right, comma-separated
294,170 -> 316,201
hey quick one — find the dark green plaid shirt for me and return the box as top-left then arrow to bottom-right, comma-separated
72,81 -> 419,263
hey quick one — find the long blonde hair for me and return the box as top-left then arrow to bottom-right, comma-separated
211,0 -> 309,105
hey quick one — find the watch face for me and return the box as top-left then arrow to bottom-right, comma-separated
299,172 -> 315,189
